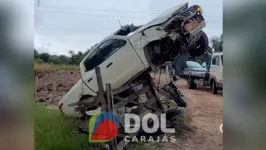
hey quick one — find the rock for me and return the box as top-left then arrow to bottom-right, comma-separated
57,84 -> 62,88
47,83 -> 53,91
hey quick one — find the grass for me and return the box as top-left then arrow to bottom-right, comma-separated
34,63 -> 79,73
127,142 -> 163,150
33,103 -> 92,150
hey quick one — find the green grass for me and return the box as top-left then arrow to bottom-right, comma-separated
127,142 -> 163,150
34,103 -> 91,150
34,63 -> 79,73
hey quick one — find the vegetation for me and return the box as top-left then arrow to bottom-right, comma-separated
34,63 -> 79,73
33,103 -> 92,150
34,44 -> 97,66
210,34 -> 223,52
34,45 -> 99,72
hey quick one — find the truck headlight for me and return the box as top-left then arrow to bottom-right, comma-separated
196,6 -> 203,14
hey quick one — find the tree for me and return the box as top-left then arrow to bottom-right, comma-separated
34,49 -> 38,59
218,34 -> 223,52
68,50 -> 75,57
210,34 -> 223,52
59,55 -> 70,65
34,47 -> 96,65
38,53 -> 50,63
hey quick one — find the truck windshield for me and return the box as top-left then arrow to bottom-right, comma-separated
187,61 -> 203,68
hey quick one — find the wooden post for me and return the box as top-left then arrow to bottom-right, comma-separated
95,67 -> 117,149
106,83 -> 117,150
165,65 -> 170,84
51,71 -> 57,103
34,75 -> 38,101
95,67 -> 107,111
106,83 -> 112,112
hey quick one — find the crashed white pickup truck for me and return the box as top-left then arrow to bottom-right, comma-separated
58,2 -> 209,117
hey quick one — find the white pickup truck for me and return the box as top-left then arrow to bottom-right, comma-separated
184,52 -> 223,94
58,2 -> 209,117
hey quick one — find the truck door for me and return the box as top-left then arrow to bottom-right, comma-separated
80,37 -> 145,93
98,38 -> 146,89
80,47 -> 105,95
210,55 -> 220,80
217,54 -> 223,81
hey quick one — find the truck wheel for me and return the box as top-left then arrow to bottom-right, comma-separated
187,77 -> 196,89
211,80 -> 218,94
189,31 -> 209,57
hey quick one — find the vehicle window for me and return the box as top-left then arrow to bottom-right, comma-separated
215,56 -> 220,65
187,61 -> 202,68
221,55 -> 223,65
84,48 -> 104,71
98,39 -> 115,58
113,39 -> 127,48
99,39 -> 127,59
212,57 -> 216,65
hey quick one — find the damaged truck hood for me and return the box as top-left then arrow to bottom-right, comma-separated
136,2 -> 188,32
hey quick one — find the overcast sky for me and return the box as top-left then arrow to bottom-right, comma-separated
34,0 -> 222,55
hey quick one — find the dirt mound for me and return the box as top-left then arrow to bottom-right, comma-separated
35,70 -> 81,105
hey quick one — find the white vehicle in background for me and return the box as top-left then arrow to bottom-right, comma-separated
58,2 -> 209,117
209,52 -> 223,94
184,52 -> 223,94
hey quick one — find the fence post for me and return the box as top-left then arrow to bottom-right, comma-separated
95,67 -> 107,111
51,71 -> 57,104
106,83 -> 117,150
34,75 -> 38,101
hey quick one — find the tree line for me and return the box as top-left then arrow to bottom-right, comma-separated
34,44 -> 98,65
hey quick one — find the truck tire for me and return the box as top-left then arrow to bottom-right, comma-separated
211,80 -> 218,94
187,77 -> 196,89
189,31 -> 209,57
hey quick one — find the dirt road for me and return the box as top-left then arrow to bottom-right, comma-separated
163,79 -> 223,150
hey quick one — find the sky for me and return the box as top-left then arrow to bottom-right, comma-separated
34,0 -> 223,55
